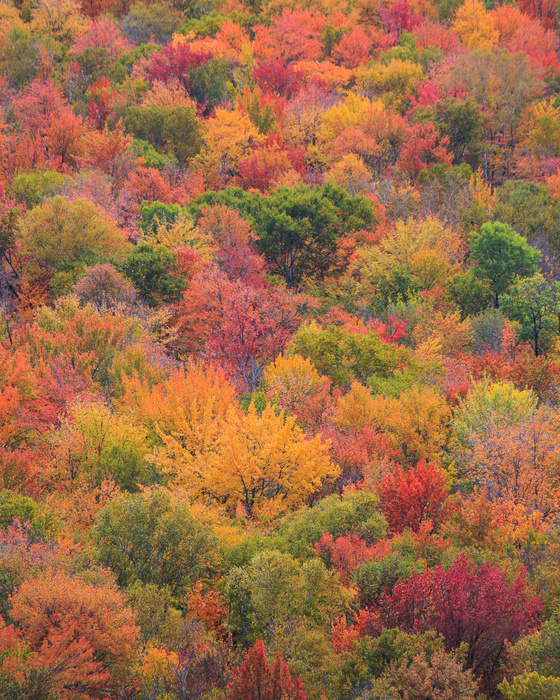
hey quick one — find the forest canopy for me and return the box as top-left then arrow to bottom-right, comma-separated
2,0 -> 560,697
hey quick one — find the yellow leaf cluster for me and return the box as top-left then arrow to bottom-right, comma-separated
320,93 -> 384,145
350,216 -> 463,299
370,385 -> 451,467
31,0 -> 85,42
325,153 -> 373,196
333,381 -> 376,431
356,59 -> 423,114
160,402 -> 337,520
264,353 -> 329,411
118,362 -> 238,452
200,109 -> 265,179
0,2 -> 23,33
453,0 -> 499,49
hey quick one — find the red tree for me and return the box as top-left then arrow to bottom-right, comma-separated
397,123 -> 453,180
145,43 -> 211,90
375,554 -> 541,692
175,268 -> 303,391
227,639 -> 306,700
254,61 -> 303,98
378,459 -> 453,534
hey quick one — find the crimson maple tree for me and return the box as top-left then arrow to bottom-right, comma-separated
227,639 -> 307,700
375,554 -> 541,692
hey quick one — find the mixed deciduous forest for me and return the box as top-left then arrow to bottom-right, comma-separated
2,0 -> 560,696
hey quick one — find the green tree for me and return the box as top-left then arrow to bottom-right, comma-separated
275,491 -> 386,559
501,273 -> 560,356
120,1 -> 184,44
494,181 -> 560,258
517,606 -> 560,678
337,629 -> 450,700
123,105 -> 203,163
469,221 -> 541,307
447,270 -> 492,319
0,27 -> 40,89
0,491 -> 59,540
192,184 -> 376,288
289,323 -> 399,388
121,243 -> 186,306
9,169 -> 67,210
139,201 -> 184,237
416,98 -> 483,168
226,550 -> 344,648
499,672 -> 560,700
16,196 -> 130,294
93,490 -> 220,599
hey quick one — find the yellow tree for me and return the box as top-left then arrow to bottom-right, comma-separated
370,386 -> 452,467
356,60 -> 424,115
160,403 -> 337,519
119,361 -> 237,446
325,153 -> 374,196
453,0 -> 499,49
31,0 -> 85,43
199,109 -> 265,186
264,353 -> 331,428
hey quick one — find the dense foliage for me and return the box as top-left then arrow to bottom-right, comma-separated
2,0 -> 560,697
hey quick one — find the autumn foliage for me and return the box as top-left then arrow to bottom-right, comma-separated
0,0 -> 560,696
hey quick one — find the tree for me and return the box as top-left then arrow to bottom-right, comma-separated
375,554 -> 541,693
16,196 -> 130,295
120,2 -> 183,44
367,386 -> 451,468
174,266 -> 304,391
494,181 -> 560,259
356,59 -> 423,115
226,550 -> 343,647
93,490 -> 220,597
123,105 -> 203,163
195,204 -> 267,287
469,221 -> 541,307
120,243 -> 186,306
118,362 -> 238,457
49,399 -> 154,491
397,123 -> 453,181
200,109 -> 265,185
9,169 -> 67,210
264,353 -> 331,429
452,381 -> 560,513
144,41 -> 211,90
451,50 -> 543,183
158,402 -> 337,519
9,569 -> 140,697
336,628 -> 459,699
31,0 -> 85,43
164,619 -> 230,700
453,0 -> 498,49
192,184 -> 376,288
499,672 -> 560,700
379,460 -> 452,535
73,263 -> 137,310
0,616 -> 58,700
227,639 -> 307,700
416,98 -> 483,168
501,273 -> 560,356
331,27 -> 372,68
289,323 -> 399,389
380,648 -> 479,700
